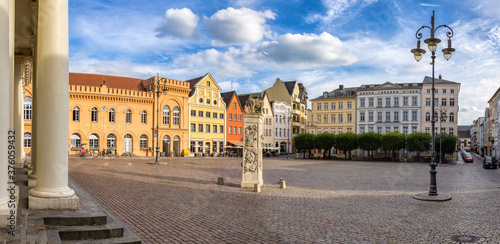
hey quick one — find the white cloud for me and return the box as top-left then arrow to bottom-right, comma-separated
205,7 -> 275,46
259,32 -> 357,69
155,8 -> 199,39
306,0 -> 378,25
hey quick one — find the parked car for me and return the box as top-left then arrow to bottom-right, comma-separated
463,153 -> 473,163
483,156 -> 498,169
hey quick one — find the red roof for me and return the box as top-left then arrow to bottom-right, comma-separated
69,73 -> 146,91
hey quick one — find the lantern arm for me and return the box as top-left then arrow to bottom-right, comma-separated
415,26 -> 432,40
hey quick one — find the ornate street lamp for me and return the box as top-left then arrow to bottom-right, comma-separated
147,75 -> 168,165
434,108 -> 448,165
412,11 -> 454,201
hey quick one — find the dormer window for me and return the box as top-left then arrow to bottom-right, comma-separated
207,81 -> 210,86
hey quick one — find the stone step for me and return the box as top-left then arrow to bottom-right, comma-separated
58,227 -> 124,241
44,216 -> 107,226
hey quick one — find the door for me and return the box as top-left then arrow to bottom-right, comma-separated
124,134 -> 132,153
163,136 -> 170,156
173,136 -> 180,156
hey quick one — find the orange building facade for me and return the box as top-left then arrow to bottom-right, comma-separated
222,91 -> 244,152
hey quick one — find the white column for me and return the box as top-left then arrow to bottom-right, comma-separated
0,0 -> 11,211
28,0 -> 78,210
14,57 -> 24,168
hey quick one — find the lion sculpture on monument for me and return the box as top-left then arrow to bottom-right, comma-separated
245,97 -> 263,114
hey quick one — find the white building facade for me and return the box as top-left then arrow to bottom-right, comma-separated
488,87 -> 500,158
357,82 -> 422,135
271,100 -> 292,154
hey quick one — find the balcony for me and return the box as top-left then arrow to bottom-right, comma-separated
292,108 -> 300,115
292,121 -> 300,127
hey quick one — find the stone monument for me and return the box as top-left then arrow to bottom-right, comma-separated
241,98 -> 264,188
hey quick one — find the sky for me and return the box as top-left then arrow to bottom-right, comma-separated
68,0 -> 500,125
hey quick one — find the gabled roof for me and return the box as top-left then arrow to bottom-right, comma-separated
422,76 -> 459,84
237,94 -> 251,108
221,91 -> 236,109
69,73 -> 146,91
184,75 -> 205,97
284,81 -> 297,96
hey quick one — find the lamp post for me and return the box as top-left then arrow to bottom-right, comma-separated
411,11 -> 454,200
147,75 -> 168,165
434,108 -> 448,165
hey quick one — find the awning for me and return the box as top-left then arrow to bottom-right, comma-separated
227,141 -> 243,146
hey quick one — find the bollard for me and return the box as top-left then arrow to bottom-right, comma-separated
279,178 -> 283,184
254,184 -> 261,192
217,177 -> 224,185
280,180 -> 286,189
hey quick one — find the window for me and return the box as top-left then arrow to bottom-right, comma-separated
360,98 -> 365,107
213,141 -> 217,153
441,99 -> 447,106
451,89 -> 455,94
386,127 -> 391,133
229,113 -> 232,121
206,111 -> 210,117
234,126 -> 237,134
403,111 -> 408,121
173,107 -> 180,125
450,99 -> 455,106
92,107 -> 98,122
369,127 -> 374,132
207,81 -> 210,86
163,106 -> 170,125
191,123 -> 196,132
234,114 -> 237,121
107,134 -> 116,148
394,111 -> 399,121
214,100 -> 217,105
377,98 -> 382,107
141,110 -> 147,124
24,97 -> 32,120
206,99 -> 210,105
412,97 -> 418,106
220,125 -> 223,133
434,98 -> 438,107
238,115 -> 241,121
368,98 -> 374,107
368,112 -> 374,122
191,110 -> 196,116
412,111 -> 417,121
199,111 -> 203,117
275,128 -> 278,137
377,112 -> 382,121
206,124 -> 210,133
339,114 -> 343,123
427,89 -> 431,94
360,112 -> 365,122
213,125 -> 217,133
324,115 -> 327,123
73,107 -> 80,121
213,113 -> 217,118
377,127 -> 382,134
394,97 -> 399,106
425,127 -> 430,134
317,115 -> 321,124
403,126 -> 408,135
140,135 -> 148,149
190,141 -> 196,153
198,124 -> 203,132
198,141 -> 203,153
403,97 -> 408,106
331,102 -> 336,110
394,127 -> 399,132
324,103 -> 328,110
317,103 -> 321,110
386,112 -> 390,121
24,133 -> 31,148
347,101 -> 352,109
359,127 -> 364,133
449,128 -> 454,135
90,134 -> 99,149
426,112 -> 431,121
279,128 -> 282,137
220,113 -> 224,119
71,134 -> 81,148
442,89 -> 446,94
126,109 -> 131,123
347,114 -> 352,122
229,126 -> 232,134
339,102 -> 343,109
449,113 -> 455,122
109,108 -> 115,123
385,97 -> 390,106
426,98 -> 431,106
233,102 -> 236,109
412,126 -> 417,133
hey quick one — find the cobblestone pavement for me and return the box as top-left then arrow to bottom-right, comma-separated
68,154 -> 500,243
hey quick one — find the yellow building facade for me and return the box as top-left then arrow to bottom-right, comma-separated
187,73 -> 226,156
23,73 -> 191,157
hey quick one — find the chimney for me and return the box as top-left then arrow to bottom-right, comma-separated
339,85 -> 344,90
323,92 -> 328,98
439,74 -> 442,79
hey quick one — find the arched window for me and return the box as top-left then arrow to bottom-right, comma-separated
140,134 -> 148,149
449,112 -> 455,122
173,106 -> 180,125
107,134 -> 116,149
126,109 -> 132,123
109,108 -> 115,123
163,106 -> 170,125
24,133 -> 32,148
24,97 -> 32,120
71,134 -> 81,148
441,112 -> 447,122
425,112 -> 430,122
89,134 -> 99,149
73,107 -> 80,121
141,110 -> 147,124
91,107 -> 98,122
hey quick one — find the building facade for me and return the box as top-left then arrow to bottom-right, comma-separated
187,73 -> 226,156
457,125 -> 472,151
310,85 -> 357,135
420,76 -> 460,136
488,87 -> 500,158
357,82 -> 422,135
271,100 -> 292,153
222,91 -> 243,152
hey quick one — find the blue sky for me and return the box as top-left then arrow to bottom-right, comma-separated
68,0 -> 500,125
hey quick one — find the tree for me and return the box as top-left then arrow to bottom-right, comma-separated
335,133 -> 357,159
314,133 -> 335,159
434,133 -> 458,162
357,132 -> 381,159
293,133 -> 315,159
380,132 -> 405,161
406,132 -> 431,161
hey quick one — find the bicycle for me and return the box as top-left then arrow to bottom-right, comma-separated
92,151 -> 99,158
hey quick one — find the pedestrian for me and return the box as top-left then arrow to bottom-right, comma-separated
80,146 -> 85,157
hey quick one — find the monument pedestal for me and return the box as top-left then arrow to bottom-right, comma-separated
241,113 -> 264,189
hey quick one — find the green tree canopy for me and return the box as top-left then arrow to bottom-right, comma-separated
314,133 -> 335,159
293,133 -> 316,158
406,132 -> 431,153
380,132 -> 405,160
335,133 -> 357,159
357,132 -> 381,153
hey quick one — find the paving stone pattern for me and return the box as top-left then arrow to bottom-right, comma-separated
68,154 -> 500,243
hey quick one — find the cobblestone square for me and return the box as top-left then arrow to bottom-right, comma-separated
68,155 -> 500,243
